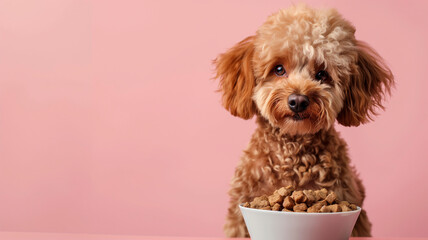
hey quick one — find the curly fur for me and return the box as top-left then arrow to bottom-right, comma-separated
214,4 -> 394,238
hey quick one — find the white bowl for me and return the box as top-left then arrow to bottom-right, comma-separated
239,204 -> 361,240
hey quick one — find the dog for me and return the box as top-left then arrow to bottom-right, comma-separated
214,4 -> 394,237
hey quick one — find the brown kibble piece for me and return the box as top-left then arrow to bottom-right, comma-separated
282,208 -> 292,212
272,203 -> 281,211
268,193 -> 284,206
315,188 -> 328,200
338,201 -> 352,212
277,186 -> 293,197
325,191 -> 337,204
250,195 -> 269,208
291,190 -> 307,203
328,204 -> 342,212
243,202 -> 250,208
307,206 -> 317,213
307,200 -> 327,212
276,187 -> 286,197
303,190 -> 316,204
260,195 -> 269,201
259,200 -> 269,208
293,203 -> 308,212
282,196 -> 295,210
341,205 -> 351,211
320,205 -> 331,213
349,204 -> 357,210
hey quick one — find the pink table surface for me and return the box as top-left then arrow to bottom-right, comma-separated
0,232 -> 427,240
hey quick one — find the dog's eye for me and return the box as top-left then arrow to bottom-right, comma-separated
273,65 -> 286,76
315,70 -> 330,82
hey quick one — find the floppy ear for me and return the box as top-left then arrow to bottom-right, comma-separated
214,36 -> 256,119
337,41 -> 394,126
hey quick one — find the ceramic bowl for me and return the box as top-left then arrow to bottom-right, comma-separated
239,204 -> 361,240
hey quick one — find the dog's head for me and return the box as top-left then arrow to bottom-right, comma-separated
214,5 -> 394,135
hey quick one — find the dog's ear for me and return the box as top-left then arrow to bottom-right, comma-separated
337,41 -> 394,126
214,36 -> 256,119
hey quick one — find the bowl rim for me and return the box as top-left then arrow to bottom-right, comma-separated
239,203 -> 361,215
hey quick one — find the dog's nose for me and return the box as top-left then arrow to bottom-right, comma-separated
288,94 -> 309,113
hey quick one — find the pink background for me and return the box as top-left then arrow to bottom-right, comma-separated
0,0 -> 427,238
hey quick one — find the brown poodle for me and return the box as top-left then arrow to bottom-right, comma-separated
214,5 -> 394,237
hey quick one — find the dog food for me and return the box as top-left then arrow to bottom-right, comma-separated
242,186 -> 357,213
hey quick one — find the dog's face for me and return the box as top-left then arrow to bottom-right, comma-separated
215,5 -> 393,135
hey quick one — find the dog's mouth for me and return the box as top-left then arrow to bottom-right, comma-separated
289,113 -> 310,121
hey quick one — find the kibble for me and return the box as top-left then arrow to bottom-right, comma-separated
242,186 -> 358,213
